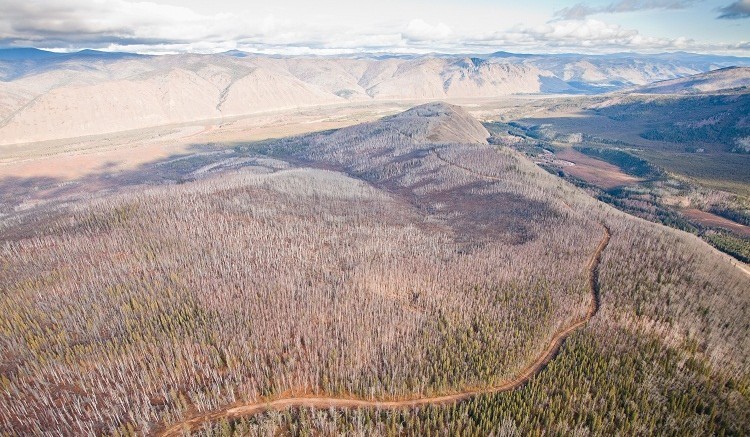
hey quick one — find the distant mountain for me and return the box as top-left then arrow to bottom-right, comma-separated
0,47 -> 144,61
1,49 -> 749,144
0,48 -> 63,61
633,66 -> 750,94
221,50 -> 250,58
62,49 -> 143,60
503,53 -> 750,91
0,48 -> 145,81
486,51 -> 536,59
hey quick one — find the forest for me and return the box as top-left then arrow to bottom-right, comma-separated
1,103 -> 748,435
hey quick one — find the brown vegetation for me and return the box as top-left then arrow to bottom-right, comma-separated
553,147 -> 640,189
683,208 -> 750,237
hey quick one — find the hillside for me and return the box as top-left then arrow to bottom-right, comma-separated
634,66 -> 750,94
1,103 -> 747,435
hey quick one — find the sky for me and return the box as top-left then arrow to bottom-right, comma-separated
0,0 -> 748,55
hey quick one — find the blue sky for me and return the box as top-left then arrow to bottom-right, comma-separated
0,0 -> 747,55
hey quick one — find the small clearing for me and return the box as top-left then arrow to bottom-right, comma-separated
553,147 -> 640,189
683,208 -> 750,237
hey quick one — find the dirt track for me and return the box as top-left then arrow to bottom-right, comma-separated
158,153 -> 612,436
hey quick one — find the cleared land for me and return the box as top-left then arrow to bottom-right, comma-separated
0,97 -> 545,183
480,90 -> 750,269
511,92 -> 750,195
552,147 -> 640,189
0,101 -> 410,180
683,208 -> 750,237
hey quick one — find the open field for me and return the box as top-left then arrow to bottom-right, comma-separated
639,150 -> 750,197
683,208 -> 750,237
508,93 -> 750,195
0,101 -> 412,181
552,147 -> 640,189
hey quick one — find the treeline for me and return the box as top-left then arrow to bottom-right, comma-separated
574,146 -> 663,179
707,206 -> 750,227
703,231 -> 750,263
588,93 -> 750,152
640,124 -> 750,149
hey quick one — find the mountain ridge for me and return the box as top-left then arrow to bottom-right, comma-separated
632,66 -> 750,94
1,51 -> 749,145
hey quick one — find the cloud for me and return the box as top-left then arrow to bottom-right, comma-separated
554,0 -> 700,20
717,0 -> 750,18
0,0 -> 407,54
507,19 -> 645,46
0,0 -> 746,56
471,19 -> 705,53
0,0 -> 264,49
403,19 -> 453,42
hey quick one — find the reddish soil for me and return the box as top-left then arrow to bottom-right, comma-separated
554,147 -> 640,189
683,209 -> 750,237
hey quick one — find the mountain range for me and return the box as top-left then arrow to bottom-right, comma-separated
1,48 -> 749,145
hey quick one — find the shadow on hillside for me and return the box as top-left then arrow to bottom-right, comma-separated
0,138 -> 305,225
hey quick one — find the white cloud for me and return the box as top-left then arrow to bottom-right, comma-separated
0,0 -> 265,47
403,19 -> 453,42
0,0 -> 747,56
470,19 -> 706,52
531,19 -> 637,42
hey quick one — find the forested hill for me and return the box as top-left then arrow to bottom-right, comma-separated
1,103 -> 748,435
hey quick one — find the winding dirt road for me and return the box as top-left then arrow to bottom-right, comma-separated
158,152 -> 612,436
